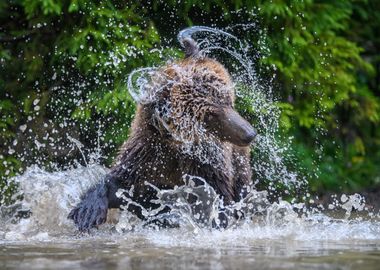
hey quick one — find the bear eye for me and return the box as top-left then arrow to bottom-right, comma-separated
204,107 -> 216,118
205,113 -> 214,121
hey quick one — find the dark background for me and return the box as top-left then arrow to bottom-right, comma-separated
1,0 -> 379,204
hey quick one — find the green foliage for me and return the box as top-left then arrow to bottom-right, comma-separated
0,0 -> 163,203
158,0 -> 380,192
249,0 -> 380,192
1,0 -> 380,204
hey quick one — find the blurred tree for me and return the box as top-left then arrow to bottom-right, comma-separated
151,0 -> 380,192
0,0 -> 162,204
1,0 -> 379,204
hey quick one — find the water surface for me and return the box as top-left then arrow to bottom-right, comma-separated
2,233 -> 380,270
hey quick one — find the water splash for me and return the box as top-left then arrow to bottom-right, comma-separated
0,164 -> 108,240
127,67 -> 159,103
128,25 -> 304,189
1,25 -> 379,246
1,165 -> 379,242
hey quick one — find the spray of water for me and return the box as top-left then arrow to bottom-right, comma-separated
1,25 -> 379,244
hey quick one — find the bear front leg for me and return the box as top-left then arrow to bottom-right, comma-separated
68,181 -> 109,232
68,175 -> 124,232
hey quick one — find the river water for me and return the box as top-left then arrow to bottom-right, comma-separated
1,165 -> 379,270
2,236 -> 380,270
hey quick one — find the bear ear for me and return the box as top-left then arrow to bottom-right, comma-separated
182,37 -> 199,58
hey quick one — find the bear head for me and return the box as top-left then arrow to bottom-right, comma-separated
140,56 -> 256,161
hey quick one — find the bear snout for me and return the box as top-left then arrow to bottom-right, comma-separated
205,107 -> 257,147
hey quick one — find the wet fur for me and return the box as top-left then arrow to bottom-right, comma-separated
69,46 -> 253,231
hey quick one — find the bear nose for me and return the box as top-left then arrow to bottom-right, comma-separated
244,129 -> 257,144
241,127 -> 257,145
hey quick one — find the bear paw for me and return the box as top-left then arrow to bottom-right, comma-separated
68,183 -> 109,232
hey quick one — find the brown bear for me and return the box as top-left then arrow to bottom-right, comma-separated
68,37 -> 256,231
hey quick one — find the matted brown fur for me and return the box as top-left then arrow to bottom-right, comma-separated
110,57 -> 252,214
68,56 -> 255,230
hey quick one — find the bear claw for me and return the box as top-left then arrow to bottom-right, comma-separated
68,183 -> 109,232
68,202 -> 108,232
